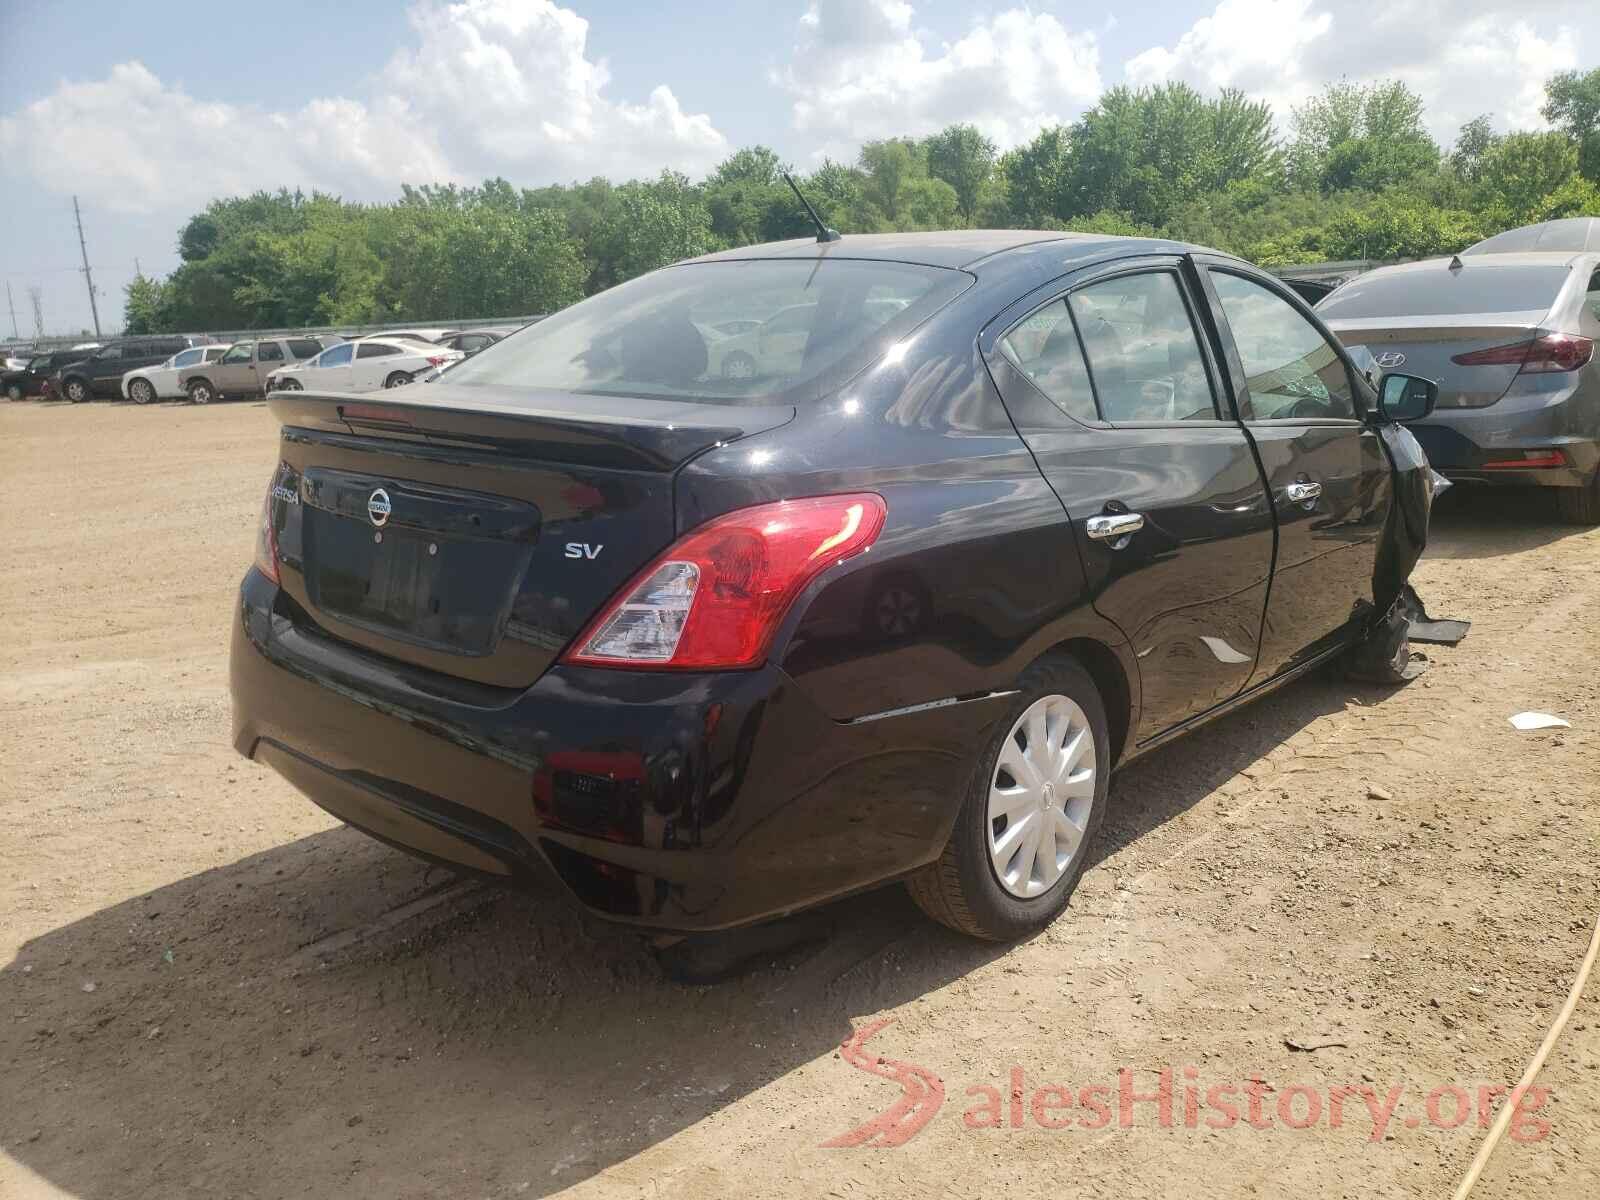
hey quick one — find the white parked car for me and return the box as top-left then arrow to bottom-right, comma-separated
121,343 -> 231,404
266,337 -> 463,393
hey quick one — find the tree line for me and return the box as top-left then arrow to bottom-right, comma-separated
124,68 -> 1600,334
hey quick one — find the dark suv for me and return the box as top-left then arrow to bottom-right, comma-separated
56,335 -> 211,402
3,347 -> 97,401
232,231 -> 1441,944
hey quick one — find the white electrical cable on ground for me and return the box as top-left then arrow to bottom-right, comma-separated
1452,904 -> 1600,1199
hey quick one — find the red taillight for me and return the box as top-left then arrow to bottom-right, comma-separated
562,493 -> 887,671
1451,334 -> 1594,373
426,355 -> 446,367
254,484 -> 280,584
1481,450 -> 1568,469
339,403 -> 413,426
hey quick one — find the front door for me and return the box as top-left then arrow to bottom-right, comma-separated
313,342 -> 356,389
986,259 -> 1275,742
1194,261 -> 1393,682
214,341 -> 259,395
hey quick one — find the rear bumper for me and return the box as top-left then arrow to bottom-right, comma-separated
229,569 -> 1007,932
1409,378 -> 1600,488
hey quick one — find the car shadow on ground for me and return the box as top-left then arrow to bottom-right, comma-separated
1425,485 -> 1587,559
0,659 -> 1369,1199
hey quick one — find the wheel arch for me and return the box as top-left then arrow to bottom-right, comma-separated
1040,636 -> 1135,768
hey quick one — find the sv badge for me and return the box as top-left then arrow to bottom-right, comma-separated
565,543 -> 604,560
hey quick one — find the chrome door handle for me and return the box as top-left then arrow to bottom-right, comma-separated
1285,480 -> 1322,504
1085,512 -> 1145,543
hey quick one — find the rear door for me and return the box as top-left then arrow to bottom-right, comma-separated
985,257 -> 1275,742
354,341 -> 402,390
1195,260 -> 1392,682
254,340 -> 287,393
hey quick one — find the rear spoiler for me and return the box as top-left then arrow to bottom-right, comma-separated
269,385 -> 794,472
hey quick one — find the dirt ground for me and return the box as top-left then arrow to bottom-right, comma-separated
2,398 -> 1597,1199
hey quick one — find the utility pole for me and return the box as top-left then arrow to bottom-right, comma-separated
28,287 -> 45,340
72,195 -> 102,338
5,282 -> 17,339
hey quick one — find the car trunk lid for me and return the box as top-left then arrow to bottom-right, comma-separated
1324,310 -> 1550,409
267,385 -> 793,688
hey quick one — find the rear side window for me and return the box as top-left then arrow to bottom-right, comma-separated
1067,272 -> 1218,422
443,258 -> 968,406
357,343 -> 398,359
1318,265 -> 1568,319
257,342 -> 285,362
288,338 -> 323,359
997,302 -> 1097,424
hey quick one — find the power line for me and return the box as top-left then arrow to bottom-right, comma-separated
72,196 -> 102,339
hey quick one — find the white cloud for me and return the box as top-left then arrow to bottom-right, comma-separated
778,0 -> 1103,157
1125,0 -> 1584,144
0,0 -> 726,219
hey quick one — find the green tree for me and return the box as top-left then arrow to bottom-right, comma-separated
1542,67 -> 1600,180
122,273 -> 172,333
1001,126 -> 1070,227
1474,132 -> 1580,225
1289,81 -> 1439,193
922,124 -> 997,220
588,171 -> 716,290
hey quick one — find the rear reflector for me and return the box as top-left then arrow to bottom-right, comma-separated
1481,450 -> 1568,469
1452,333 -> 1594,374
563,493 -> 887,670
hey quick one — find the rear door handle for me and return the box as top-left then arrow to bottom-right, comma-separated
1285,480 -> 1322,505
1085,512 -> 1145,544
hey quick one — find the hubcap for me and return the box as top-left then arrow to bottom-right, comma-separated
986,693 -> 1096,899
725,356 -> 754,380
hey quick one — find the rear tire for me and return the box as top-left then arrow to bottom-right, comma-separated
186,379 -> 214,405
278,378 -> 302,391
4,383 -> 21,402
129,378 -> 156,405
1556,473 -> 1600,526
63,377 -> 90,403
905,654 -> 1110,940
384,371 -> 411,389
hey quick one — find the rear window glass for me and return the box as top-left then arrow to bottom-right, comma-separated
1318,266 -> 1568,319
443,259 -> 968,405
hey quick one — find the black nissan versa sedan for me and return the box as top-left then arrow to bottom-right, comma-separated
231,231 -> 1441,943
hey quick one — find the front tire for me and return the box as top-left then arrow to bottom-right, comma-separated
5,383 -> 21,402
63,378 -> 90,403
186,379 -> 214,405
1556,473 -> 1600,526
906,654 -> 1110,940
128,378 -> 156,405
278,377 -> 302,391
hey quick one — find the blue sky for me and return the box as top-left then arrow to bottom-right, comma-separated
0,0 -> 1589,335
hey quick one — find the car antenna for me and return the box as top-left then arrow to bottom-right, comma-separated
783,172 -> 841,244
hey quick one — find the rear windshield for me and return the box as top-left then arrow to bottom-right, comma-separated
1318,265 -> 1568,319
442,258 -> 969,405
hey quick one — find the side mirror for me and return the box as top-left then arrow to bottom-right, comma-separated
1377,372 -> 1437,423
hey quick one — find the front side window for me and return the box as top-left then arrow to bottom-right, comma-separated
319,343 -> 354,367
1067,272 -> 1218,422
94,346 -> 124,362
357,342 -> 399,359
1212,272 -> 1356,421
222,343 -> 254,365
997,301 -> 1098,424
173,348 -> 203,368
442,258 -> 968,406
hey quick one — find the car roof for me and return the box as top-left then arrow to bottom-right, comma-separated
686,230 -> 1200,270
1351,252 -> 1595,280
1463,217 -> 1600,255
